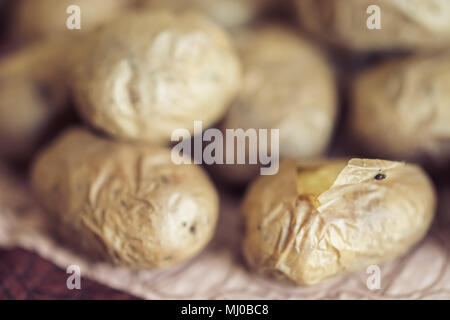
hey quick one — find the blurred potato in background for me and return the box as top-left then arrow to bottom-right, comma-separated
296,0 -> 450,52
70,10 -> 241,143
0,41 -> 71,161
10,0 -> 133,42
351,53 -> 450,166
138,0 -> 276,29
214,26 -> 337,184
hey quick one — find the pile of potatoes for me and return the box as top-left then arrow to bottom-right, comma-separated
0,0 -> 448,286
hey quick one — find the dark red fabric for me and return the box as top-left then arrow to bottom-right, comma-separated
0,248 -> 138,300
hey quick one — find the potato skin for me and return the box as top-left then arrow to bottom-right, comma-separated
296,0 -> 450,51
0,41 -> 69,160
72,10 -> 241,143
216,26 -> 337,184
31,128 -> 219,269
351,53 -> 450,165
138,0 -> 274,29
11,0 -> 132,42
242,158 -> 436,285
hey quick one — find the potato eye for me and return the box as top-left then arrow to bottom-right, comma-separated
374,173 -> 386,180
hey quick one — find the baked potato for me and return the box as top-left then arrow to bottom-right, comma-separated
0,41 -> 70,160
11,0 -> 132,42
215,26 -> 337,184
32,128 -> 219,269
71,10 -> 241,143
351,53 -> 450,165
138,0 -> 274,29
242,158 -> 436,285
296,0 -> 450,51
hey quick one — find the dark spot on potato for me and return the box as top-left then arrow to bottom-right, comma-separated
374,173 -> 386,180
190,224 -> 196,235
161,176 -> 169,184
296,194 -> 310,205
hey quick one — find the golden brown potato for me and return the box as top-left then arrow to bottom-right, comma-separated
296,0 -> 450,51
11,0 -> 132,42
242,158 -> 436,285
215,26 -> 337,184
351,53 -> 450,165
71,10 -> 241,143
138,0 -> 274,28
31,128 -> 219,269
0,41 -> 70,160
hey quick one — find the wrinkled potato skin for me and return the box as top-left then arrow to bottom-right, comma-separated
242,159 -> 436,285
351,54 -> 450,165
12,0 -> 132,42
72,10 -> 241,143
32,128 -> 219,269
0,42 -> 69,160
296,0 -> 450,51
216,26 -> 336,184
138,0 -> 274,29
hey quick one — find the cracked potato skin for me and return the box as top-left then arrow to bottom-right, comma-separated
296,0 -> 450,51
31,128 -> 219,269
71,10 -> 241,143
242,158 -> 436,285
351,53 -> 450,165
